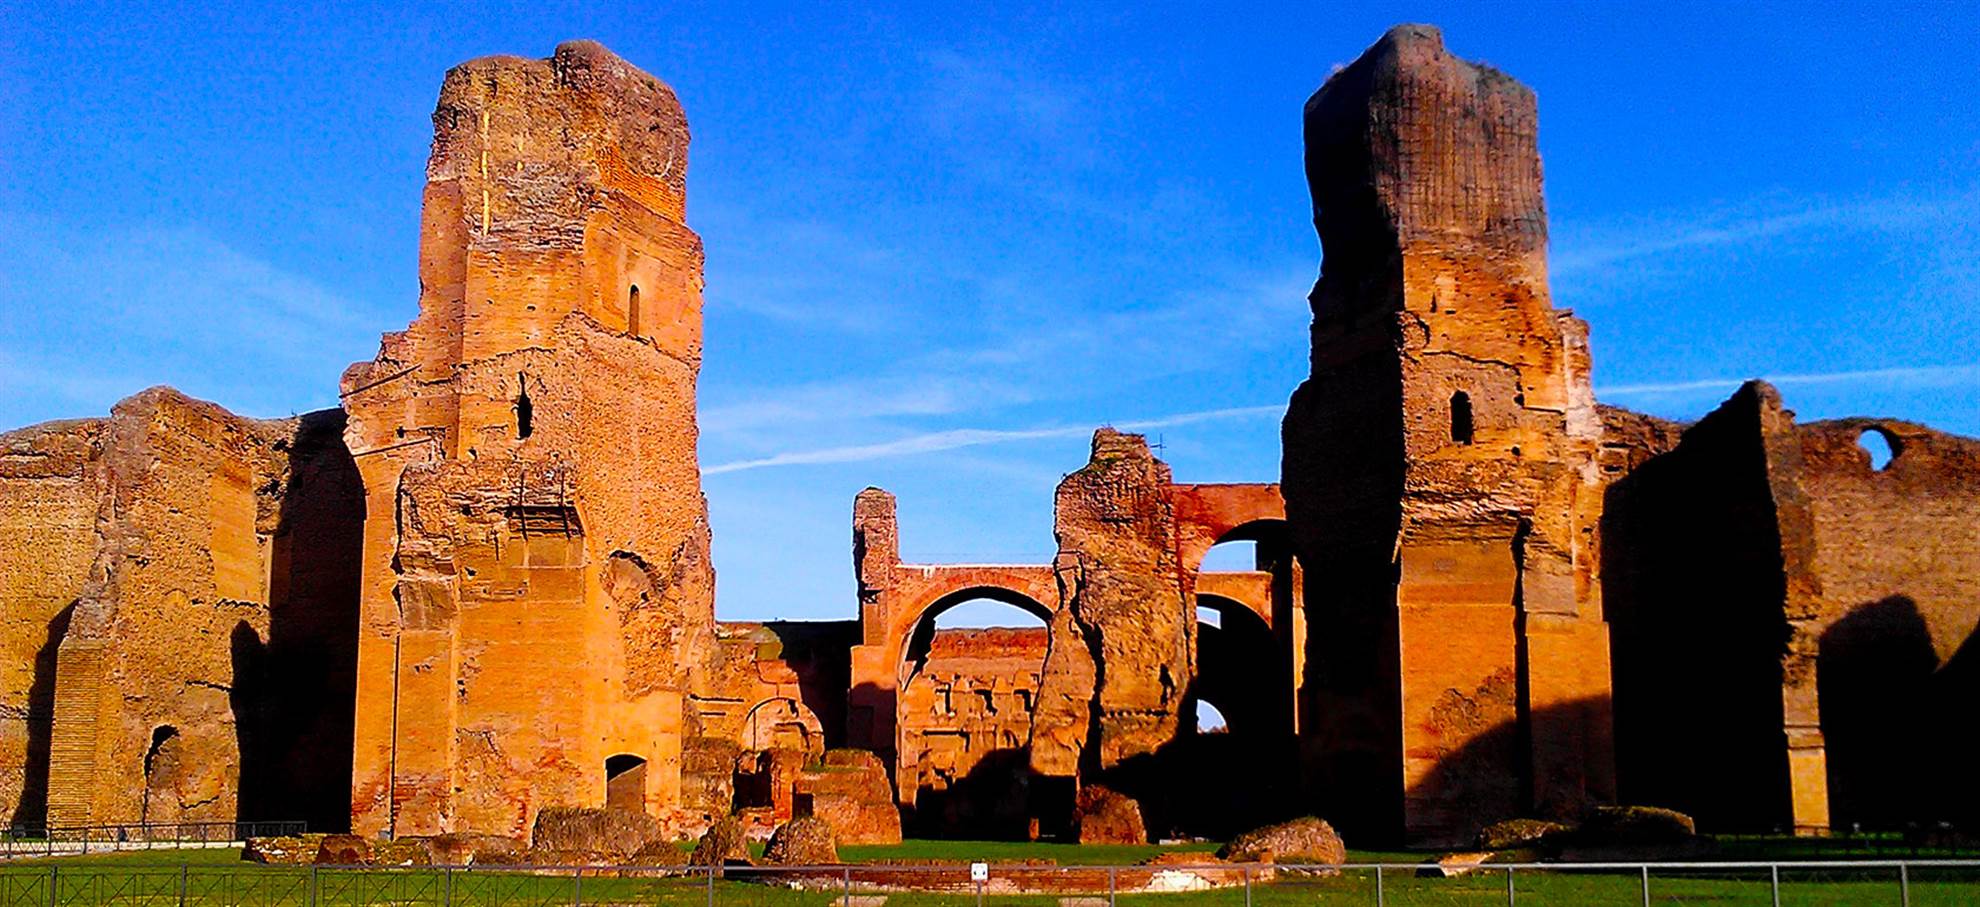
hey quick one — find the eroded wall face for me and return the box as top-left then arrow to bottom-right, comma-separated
1284,24 -> 1613,845
1037,430 -> 1189,778
2,391 -> 362,830
1602,387 -> 1806,832
1800,420 -> 1980,830
0,420 -> 103,828
898,627 -> 1046,836
341,41 -> 711,838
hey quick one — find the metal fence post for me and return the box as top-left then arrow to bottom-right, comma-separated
705,865 -> 714,907
1108,867 -> 1117,907
843,865 -> 852,906
1900,863 -> 1910,907
572,866 -> 582,907
46,866 -> 56,907
1505,866 -> 1514,906
1375,864 -> 1384,907
178,864 -> 188,907
1770,863 -> 1780,907
1640,864 -> 1649,907
309,864 -> 318,907
444,868 -> 454,907
1242,864 -> 1251,907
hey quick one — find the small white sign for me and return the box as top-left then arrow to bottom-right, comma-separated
970,862 -> 989,883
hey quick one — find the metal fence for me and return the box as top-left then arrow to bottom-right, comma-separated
0,824 -> 308,859
0,860 -> 1977,907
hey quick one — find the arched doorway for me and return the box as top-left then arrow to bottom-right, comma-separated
740,697 -> 826,756
896,588 -> 1052,838
604,754 -> 647,813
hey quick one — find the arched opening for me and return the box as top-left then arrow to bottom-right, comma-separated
604,754 -> 647,813
141,725 -> 182,824
897,588 -> 1051,838
514,372 -> 534,440
1858,427 -> 1898,471
627,285 -> 641,336
740,696 -> 825,755
1162,597 -> 1295,837
1194,700 -> 1228,734
1451,391 -> 1474,445
1199,539 -> 1259,572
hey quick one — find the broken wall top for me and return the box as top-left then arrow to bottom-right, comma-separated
1305,24 -> 1546,319
432,40 -> 690,233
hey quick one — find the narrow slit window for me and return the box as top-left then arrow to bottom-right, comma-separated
1451,391 -> 1474,445
514,372 -> 534,439
627,285 -> 641,336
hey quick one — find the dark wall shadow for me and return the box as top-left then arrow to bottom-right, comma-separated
233,408 -> 364,831
1818,596 -> 1979,830
907,746 -> 1037,839
1403,695 -> 1614,846
1602,389 -> 1795,833
8,602 -> 74,831
761,620 -> 859,750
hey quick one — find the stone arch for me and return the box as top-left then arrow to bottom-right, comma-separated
740,696 -> 825,756
896,585 -> 1054,683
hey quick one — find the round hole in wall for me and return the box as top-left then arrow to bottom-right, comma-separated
1857,427 -> 1899,471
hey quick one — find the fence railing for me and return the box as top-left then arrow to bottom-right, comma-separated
0,823 -> 307,858
0,859 -> 1977,906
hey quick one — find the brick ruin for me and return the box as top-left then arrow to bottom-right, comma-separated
1,27 -> 1974,849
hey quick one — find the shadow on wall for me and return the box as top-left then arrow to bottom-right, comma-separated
1096,720 -> 1301,842
9,603 -> 74,829
1601,390 -> 1797,833
907,747 -> 1038,839
231,409 -> 365,832
761,621 -> 859,750
1818,596 -> 1980,830
1399,695 -> 1615,847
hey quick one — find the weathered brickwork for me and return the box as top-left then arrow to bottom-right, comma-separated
0,389 -> 361,830
1607,383 -> 1980,834
1,26 -> 1974,850
338,41 -> 714,839
1283,24 -> 1614,846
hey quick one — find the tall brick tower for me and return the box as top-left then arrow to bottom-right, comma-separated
1282,25 -> 1614,845
339,41 -> 715,838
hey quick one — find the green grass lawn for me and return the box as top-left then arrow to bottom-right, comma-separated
3,839 -> 1976,907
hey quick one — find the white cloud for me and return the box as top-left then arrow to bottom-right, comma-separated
1552,187 -> 1980,279
1598,363 -> 1980,399
703,403 -> 1282,475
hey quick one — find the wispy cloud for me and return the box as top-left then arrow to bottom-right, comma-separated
0,214 -> 385,425
1552,187 -> 1980,278
1598,363 -> 1980,398
703,404 -> 1281,475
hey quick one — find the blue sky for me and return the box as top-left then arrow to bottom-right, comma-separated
3,2 -> 1976,623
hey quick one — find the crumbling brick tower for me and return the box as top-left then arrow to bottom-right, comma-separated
340,41 -> 715,838
1282,25 -> 1614,846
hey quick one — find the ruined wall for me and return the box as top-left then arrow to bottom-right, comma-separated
1282,24 -> 1614,845
1,419 -> 104,828
1603,385 -> 1810,832
1799,418 -> 1980,830
1605,384 -> 1980,834
898,627 -> 1046,835
340,41 -> 712,838
0,390 -> 364,829
1034,430 -> 1189,781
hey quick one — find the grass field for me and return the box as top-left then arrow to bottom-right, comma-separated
2,840 -> 1976,906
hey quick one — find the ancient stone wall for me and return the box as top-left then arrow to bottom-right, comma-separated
1283,24 -> 1615,846
898,627 -> 1047,835
1604,382 -> 1980,834
340,41 -> 712,838
0,389 -> 363,829
1798,417 -> 1980,830
1,419 -> 104,828
1603,384 -> 1809,832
